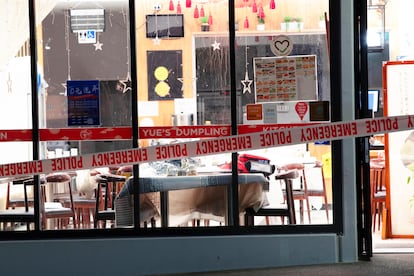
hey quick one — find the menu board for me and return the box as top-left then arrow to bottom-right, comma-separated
253,55 -> 318,103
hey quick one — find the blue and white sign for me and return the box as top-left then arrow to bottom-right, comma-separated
77,30 -> 96,44
67,80 -> 100,126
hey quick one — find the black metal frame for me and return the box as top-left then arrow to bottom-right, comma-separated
354,0 -> 373,260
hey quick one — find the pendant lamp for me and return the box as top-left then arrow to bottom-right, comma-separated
269,0 -> 276,9
244,16 -> 249,29
194,5 -> 199,18
177,1 -> 182,13
252,0 -> 257,13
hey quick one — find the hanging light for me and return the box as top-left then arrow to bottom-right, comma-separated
244,16 -> 249,29
208,13 -> 213,25
200,5 -> 205,17
169,0 -> 175,11
269,0 -> 276,9
186,0 -> 191,8
177,1 -> 182,13
252,0 -> 257,13
193,5 -> 199,18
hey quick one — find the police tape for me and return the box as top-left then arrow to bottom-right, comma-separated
0,115 -> 411,178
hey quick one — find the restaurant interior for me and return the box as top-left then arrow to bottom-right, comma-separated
1,0 -> 413,257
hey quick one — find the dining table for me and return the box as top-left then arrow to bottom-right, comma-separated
115,173 -> 269,227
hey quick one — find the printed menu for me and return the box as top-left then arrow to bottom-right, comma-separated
253,55 -> 318,103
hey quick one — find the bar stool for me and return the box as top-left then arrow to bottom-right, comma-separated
244,169 -> 298,225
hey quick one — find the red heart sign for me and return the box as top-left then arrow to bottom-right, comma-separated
295,102 -> 308,120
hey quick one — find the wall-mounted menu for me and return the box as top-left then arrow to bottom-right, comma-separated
253,55 -> 318,103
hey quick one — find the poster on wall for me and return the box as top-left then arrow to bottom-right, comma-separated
253,55 -> 317,103
67,80 -> 100,126
384,61 -> 414,236
147,50 -> 183,101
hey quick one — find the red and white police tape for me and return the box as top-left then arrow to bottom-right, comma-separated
0,115 -> 409,178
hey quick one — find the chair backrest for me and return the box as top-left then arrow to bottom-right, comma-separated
303,161 -> 326,191
6,176 -> 36,209
43,173 -> 74,211
370,163 -> 386,196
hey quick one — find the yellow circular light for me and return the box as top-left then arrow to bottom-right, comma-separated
154,66 -> 169,81
155,81 -> 170,97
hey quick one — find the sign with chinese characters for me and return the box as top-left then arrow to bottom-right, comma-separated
67,80 -> 100,126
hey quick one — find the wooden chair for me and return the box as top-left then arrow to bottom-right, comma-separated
41,173 -> 76,230
370,162 -> 386,232
68,170 -> 101,229
94,173 -> 126,228
279,163 -> 311,224
244,169 -> 298,225
0,177 -> 37,231
302,160 -> 330,222
5,180 -> 33,210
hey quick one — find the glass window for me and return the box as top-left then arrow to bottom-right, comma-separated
0,0 -> 334,233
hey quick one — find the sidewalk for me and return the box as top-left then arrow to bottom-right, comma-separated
178,253 -> 414,276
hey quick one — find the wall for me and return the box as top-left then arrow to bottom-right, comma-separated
0,234 -> 338,275
135,0 -> 328,126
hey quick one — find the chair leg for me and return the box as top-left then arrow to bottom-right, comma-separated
372,201 -> 377,232
299,200 -> 304,224
323,194 -> 329,222
305,197 -> 311,224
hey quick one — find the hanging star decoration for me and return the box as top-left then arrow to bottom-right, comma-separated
177,77 -> 184,91
241,71 -> 253,94
118,72 -> 132,93
7,72 -> 12,94
94,40 -> 103,51
212,40 -> 221,50
153,36 -> 161,45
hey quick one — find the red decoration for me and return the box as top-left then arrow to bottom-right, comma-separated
200,5 -> 205,17
208,14 -> 213,25
193,5 -> 199,18
258,6 -> 265,19
177,1 -> 182,13
244,16 -> 249,29
252,0 -> 257,13
169,0 -> 175,11
269,0 -> 276,9
186,0 -> 191,8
